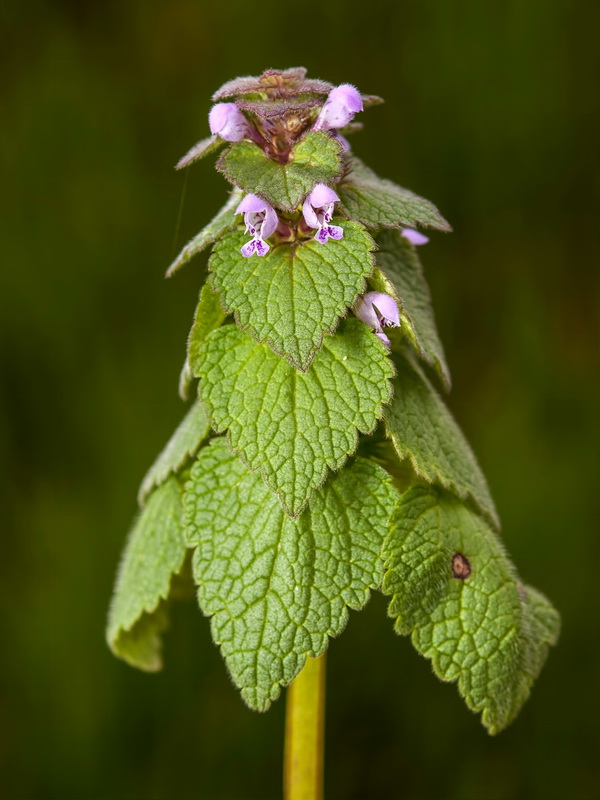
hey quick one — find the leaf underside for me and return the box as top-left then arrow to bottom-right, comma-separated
371,228 -> 451,390
338,156 -> 451,232
382,485 -> 560,734
175,134 -> 226,170
197,319 -> 394,517
138,400 -> 211,505
183,438 -> 398,710
107,478 -> 187,671
166,191 -> 242,278
217,131 -> 342,211
209,220 -> 375,370
385,352 -> 499,529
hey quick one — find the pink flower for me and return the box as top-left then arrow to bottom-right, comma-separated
209,103 -> 249,142
236,194 -> 278,257
314,84 -> 363,132
354,292 -> 400,348
302,184 -> 344,244
401,228 -> 429,246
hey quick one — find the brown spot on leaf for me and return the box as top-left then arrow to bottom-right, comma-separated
452,552 -> 471,580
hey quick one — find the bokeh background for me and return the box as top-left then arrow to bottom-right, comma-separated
1,0 -> 598,798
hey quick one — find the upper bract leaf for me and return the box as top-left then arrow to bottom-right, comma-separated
197,319 -> 394,517
385,353 -> 499,529
183,438 -> 398,710
382,485 -> 560,734
209,221 -> 375,370
371,229 -> 451,390
338,156 -> 451,231
175,135 -> 226,170
217,132 -> 343,211
107,478 -> 187,671
167,191 -> 242,278
138,401 -> 211,505
212,68 -> 333,101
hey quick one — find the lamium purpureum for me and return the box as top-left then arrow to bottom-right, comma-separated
107,67 -> 560,796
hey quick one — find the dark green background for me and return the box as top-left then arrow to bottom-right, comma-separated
1,0 -> 598,798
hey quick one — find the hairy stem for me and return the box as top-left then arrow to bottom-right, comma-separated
283,653 -> 326,800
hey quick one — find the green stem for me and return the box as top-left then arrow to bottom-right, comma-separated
283,653 -> 326,800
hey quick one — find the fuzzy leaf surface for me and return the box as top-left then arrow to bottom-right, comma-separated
138,401 -> 210,505
217,132 -> 342,211
183,438 -> 397,710
382,485 -> 560,734
175,135 -> 226,170
338,157 -> 451,231
209,221 -> 374,370
167,191 -> 242,278
385,353 -> 498,529
179,282 -> 228,400
371,229 -> 451,389
107,478 -> 187,671
197,319 -> 394,516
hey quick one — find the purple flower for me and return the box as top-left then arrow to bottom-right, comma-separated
302,184 -> 344,244
354,291 -> 400,348
401,228 -> 429,246
314,84 -> 363,132
236,194 -> 278,257
209,103 -> 249,142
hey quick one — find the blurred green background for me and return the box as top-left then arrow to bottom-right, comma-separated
1,0 -> 598,798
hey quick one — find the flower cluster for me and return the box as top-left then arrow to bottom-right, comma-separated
235,183 -> 347,257
209,80 -> 428,260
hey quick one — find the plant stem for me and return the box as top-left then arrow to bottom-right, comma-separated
283,653 -> 326,800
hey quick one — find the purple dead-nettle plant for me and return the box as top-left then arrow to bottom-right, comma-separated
107,67 -> 559,800
302,183 -> 344,244
355,291 -> 401,347
236,194 -> 279,257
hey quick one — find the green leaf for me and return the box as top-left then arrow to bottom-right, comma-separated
166,191 -> 242,278
138,401 -> 211,505
183,438 -> 398,710
187,282 -> 228,375
209,220 -> 375,370
179,282 -> 228,401
370,229 -> 451,389
338,156 -> 451,231
175,134 -> 226,170
382,485 -> 560,734
217,131 -> 342,211
107,478 -> 187,671
384,352 -> 499,529
179,283 -> 227,401
197,319 -> 394,517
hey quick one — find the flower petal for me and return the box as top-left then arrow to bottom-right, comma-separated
236,193 -> 268,215
401,228 -> 429,246
254,239 -> 270,257
329,84 -> 363,113
241,239 -> 258,257
371,293 -> 400,327
314,227 -> 330,244
261,204 -> 279,239
308,183 -> 340,208
209,103 -> 248,141
376,332 -> 391,347
302,198 -> 320,229
325,225 -> 344,240
354,294 -> 381,330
